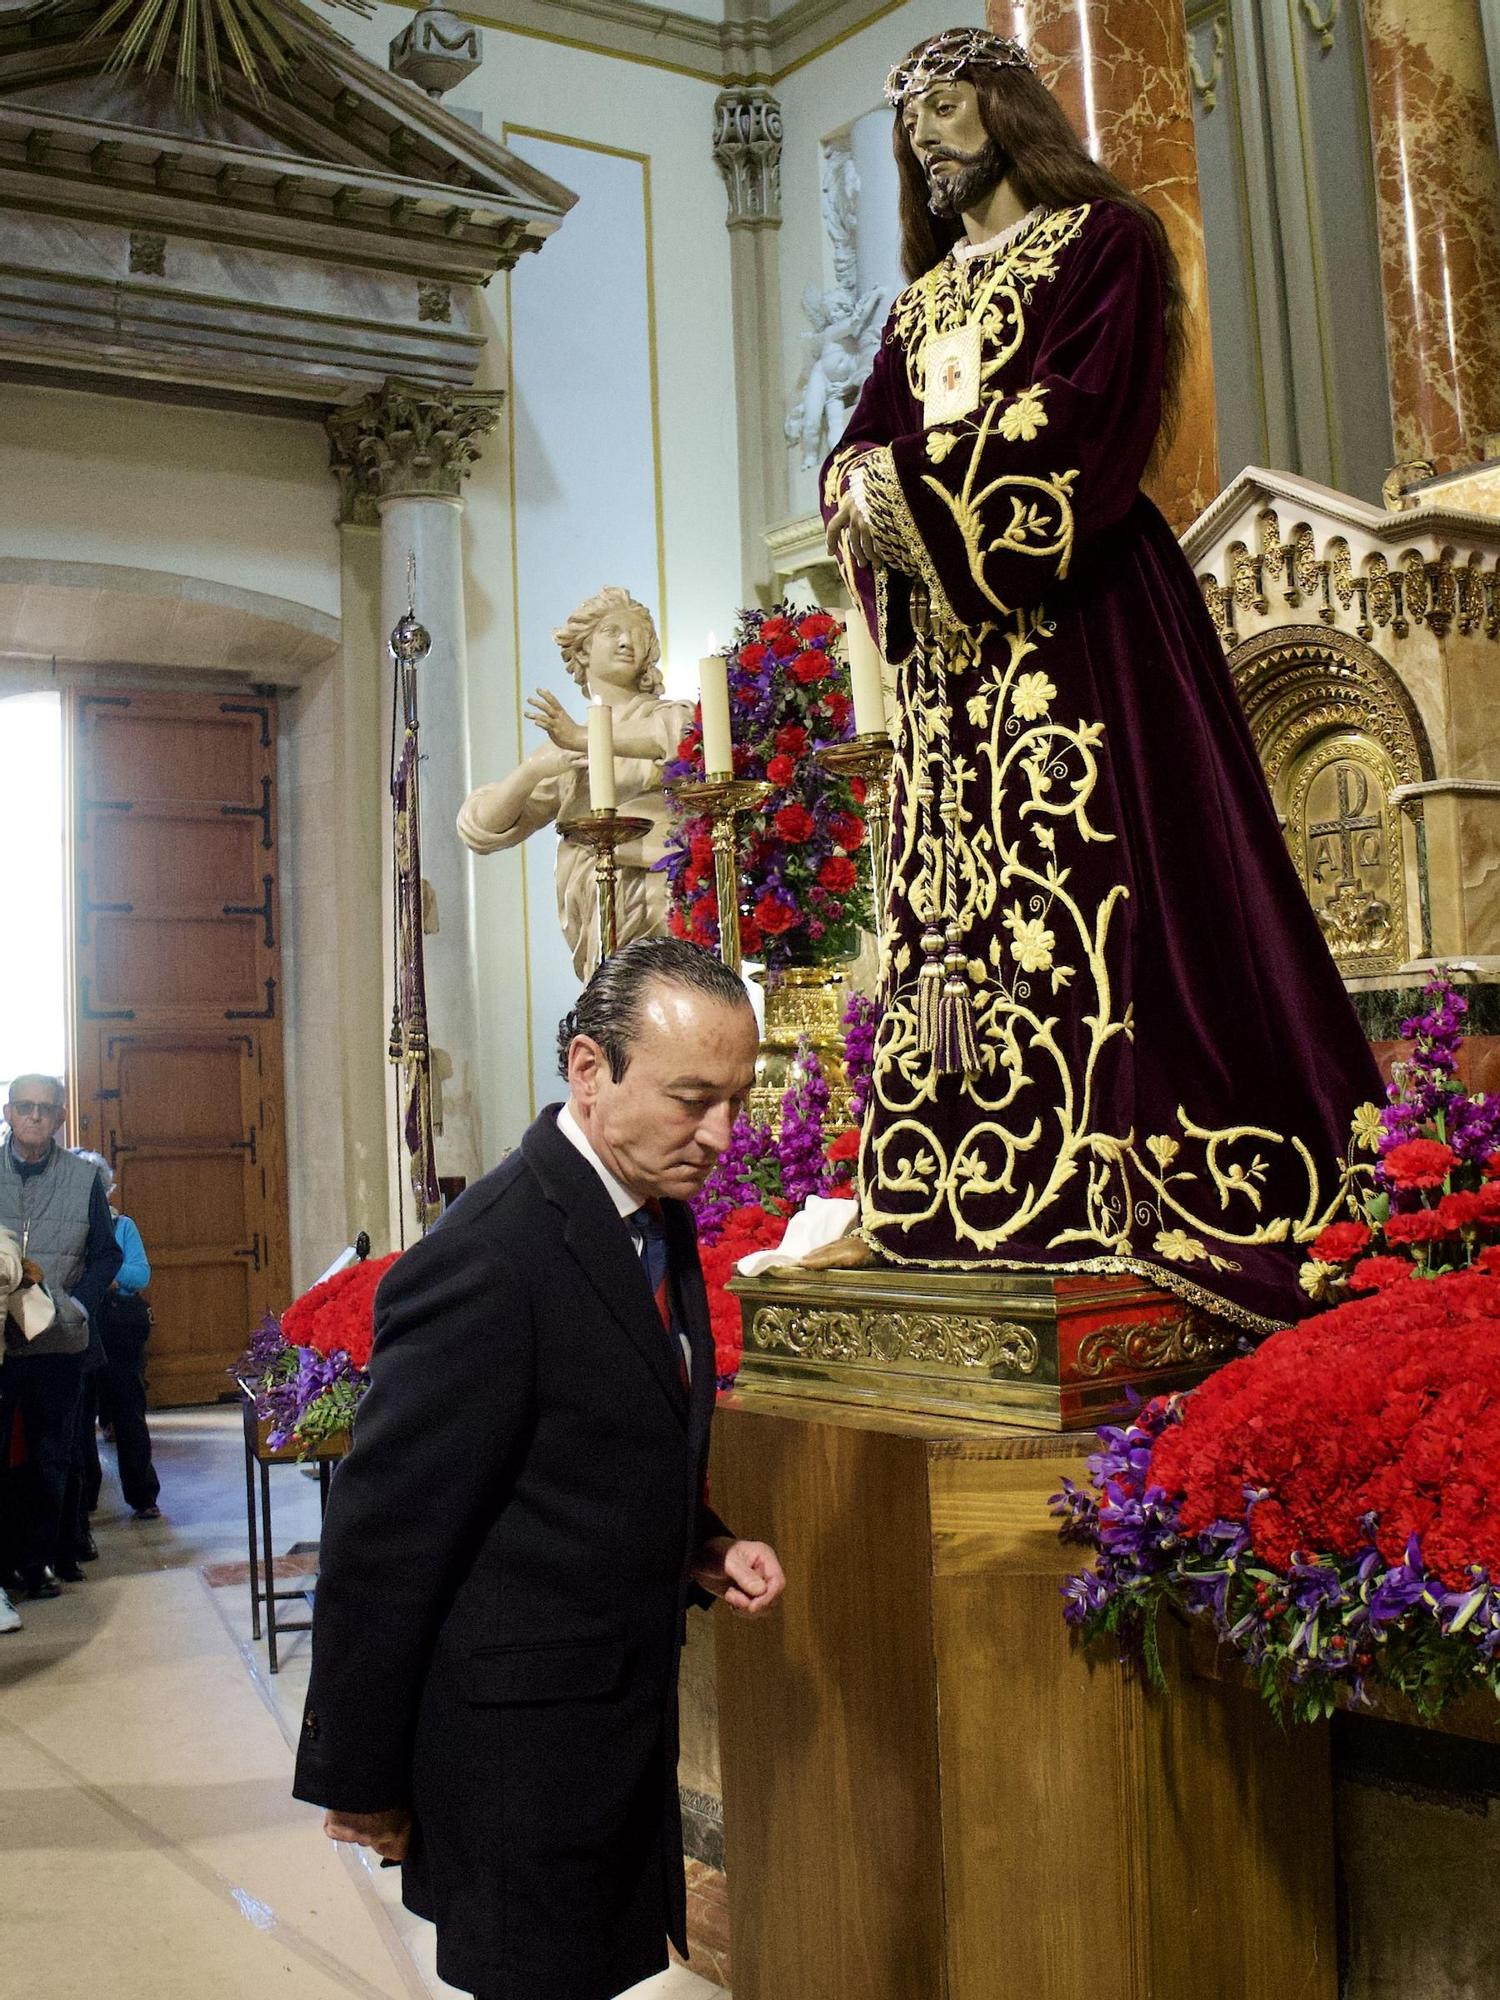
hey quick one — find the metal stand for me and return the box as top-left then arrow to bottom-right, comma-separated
240,1394 -> 346,1673
560,808 -> 653,964
815,733 -> 895,941
664,774 -> 773,973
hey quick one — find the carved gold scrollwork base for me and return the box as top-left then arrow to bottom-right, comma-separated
752,1305 -> 1041,1375
1074,1312 -> 1236,1380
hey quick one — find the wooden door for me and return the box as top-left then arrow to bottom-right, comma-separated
71,690 -> 290,1406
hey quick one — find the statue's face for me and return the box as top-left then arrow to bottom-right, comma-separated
901,78 -> 1007,218
585,606 -> 656,693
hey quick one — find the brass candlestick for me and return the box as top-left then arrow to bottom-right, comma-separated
560,808 -> 653,964
665,774 -> 773,974
816,732 -> 896,939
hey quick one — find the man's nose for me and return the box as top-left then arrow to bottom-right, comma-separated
699,1103 -> 737,1154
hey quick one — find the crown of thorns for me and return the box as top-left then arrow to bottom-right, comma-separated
884,28 -> 1035,108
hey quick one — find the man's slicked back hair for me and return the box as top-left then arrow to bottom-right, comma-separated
557,938 -> 752,1081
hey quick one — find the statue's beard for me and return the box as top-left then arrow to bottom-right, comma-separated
924,141 -> 1009,217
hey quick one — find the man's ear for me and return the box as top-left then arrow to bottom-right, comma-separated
567,1035 -> 608,1102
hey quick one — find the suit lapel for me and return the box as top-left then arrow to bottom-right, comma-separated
523,1110 -> 690,1426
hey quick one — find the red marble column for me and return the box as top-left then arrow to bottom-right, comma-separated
996,0 -> 1219,532
1360,0 -> 1500,478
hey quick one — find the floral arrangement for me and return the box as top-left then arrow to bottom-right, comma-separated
663,606 -> 872,969
1054,975 -> 1500,1723
1298,976 -> 1500,1300
236,1252 -> 398,1454
693,1039 -> 860,1387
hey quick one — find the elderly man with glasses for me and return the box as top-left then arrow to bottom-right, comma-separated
0,1075 -> 121,1599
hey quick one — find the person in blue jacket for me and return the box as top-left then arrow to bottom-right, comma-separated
76,1153 -> 160,1520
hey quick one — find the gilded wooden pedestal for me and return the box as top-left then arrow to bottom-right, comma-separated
733,1263 -> 1240,1431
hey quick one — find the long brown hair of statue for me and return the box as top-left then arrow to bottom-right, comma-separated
892,56 -> 1186,450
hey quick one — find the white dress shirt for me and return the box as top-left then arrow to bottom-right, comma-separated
557,1103 -> 692,1380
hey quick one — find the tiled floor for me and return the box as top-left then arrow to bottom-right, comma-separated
0,1408 -> 724,2000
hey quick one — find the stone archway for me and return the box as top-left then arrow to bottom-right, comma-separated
0,558 -> 338,683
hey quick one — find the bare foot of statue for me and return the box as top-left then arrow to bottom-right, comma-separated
797,1235 -> 874,1271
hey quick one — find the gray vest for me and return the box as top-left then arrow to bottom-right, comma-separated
0,1142 -> 100,1357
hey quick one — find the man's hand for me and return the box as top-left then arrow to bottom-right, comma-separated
692,1536 -> 786,1618
323,1807 -> 412,1861
525,688 -> 588,752
825,487 -> 876,568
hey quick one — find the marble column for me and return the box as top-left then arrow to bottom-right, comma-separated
999,0 -> 1219,531
1359,0 -> 1500,481
327,378 -> 502,1228
713,86 -> 790,597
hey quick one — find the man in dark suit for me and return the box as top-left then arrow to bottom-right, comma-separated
293,938 -> 784,2000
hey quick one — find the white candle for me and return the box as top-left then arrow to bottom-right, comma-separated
587,700 -> 616,811
845,608 -> 888,738
699,645 -> 733,777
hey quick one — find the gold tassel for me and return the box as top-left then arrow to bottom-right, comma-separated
916,927 -> 944,1051
935,933 -> 980,1077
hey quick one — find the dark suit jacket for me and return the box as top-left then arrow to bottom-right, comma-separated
292,1106 -> 730,2000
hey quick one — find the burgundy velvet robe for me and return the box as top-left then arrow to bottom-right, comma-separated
822,200 -> 1379,1331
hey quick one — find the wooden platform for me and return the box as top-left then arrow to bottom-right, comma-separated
712,1390 -> 1337,2000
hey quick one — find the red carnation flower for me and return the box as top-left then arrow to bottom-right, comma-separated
1477,1244 -> 1500,1274
1485,1152 -> 1500,1181
775,724 -> 808,756
739,641 -> 770,671
1435,1190 -> 1486,1231
762,618 -> 800,660
798,611 -> 838,640
1311,1219 -> 1372,1264
738,918 -> 763,956
755,891 -> 797,935
689,832 -> 713,866
774,803 -> 815,843
819,855 -> 857,892
1347,1254 -> 1417,1291
767,754 -> 797,787
827,811 -> 865,851
822,691 -> 852,722
668,907 -> 688,938
792,653 -> 831,684
1384,1138 -> 1458,1189
1384,1208 -> 1451,1245
850,776 -> 868,803
826,1127 -> 860,1163
281,1252 -> 402,1372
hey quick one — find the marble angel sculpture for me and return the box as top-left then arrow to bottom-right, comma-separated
457,588 -> 692,979
786,141 -> 886,470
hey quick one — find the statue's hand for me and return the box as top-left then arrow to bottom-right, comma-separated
533,743 -> 586,780
826,483 -> 875,568
525,688 -> 588,753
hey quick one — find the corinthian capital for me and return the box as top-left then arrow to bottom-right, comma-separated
327,377 -> 504,523
713,87 -> 783,230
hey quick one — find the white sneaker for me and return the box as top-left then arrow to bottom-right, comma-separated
0,1589 -> 22,1634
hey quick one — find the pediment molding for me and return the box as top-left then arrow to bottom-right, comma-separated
0,0 -> 574,402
